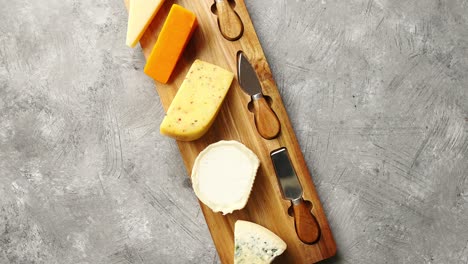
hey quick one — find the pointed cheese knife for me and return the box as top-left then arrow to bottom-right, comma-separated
237,51 -> 281,139
271,147 -> 321,244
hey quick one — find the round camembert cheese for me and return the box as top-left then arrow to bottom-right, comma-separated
234,220 -> 287,264
191,140 -> 260,215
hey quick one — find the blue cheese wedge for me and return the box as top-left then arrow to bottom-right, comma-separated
191,141 -> 259,215
234,220 -> 287,264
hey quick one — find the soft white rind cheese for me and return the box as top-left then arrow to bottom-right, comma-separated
234,220 -> 287,264
191,141 -> 260,215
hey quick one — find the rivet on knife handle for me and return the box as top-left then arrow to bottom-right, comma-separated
237,51 -> 281,139
215,0 -> 243,41
271,147 -> 321,244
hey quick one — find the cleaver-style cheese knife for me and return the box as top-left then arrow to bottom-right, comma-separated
271,147 -> 321,244
237,51 -> 280,139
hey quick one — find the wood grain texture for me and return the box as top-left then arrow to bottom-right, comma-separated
292,199 -> 321,245
252,96 -> 281,139
124,0 -> 336,263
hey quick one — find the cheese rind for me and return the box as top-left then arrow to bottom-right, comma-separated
191,141 -> 260,214
234,220 -> 287,264
160,60 -> 234,141
126,0 -> 165,47
144,4 -> 197,83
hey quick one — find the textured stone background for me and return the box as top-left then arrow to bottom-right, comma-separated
1,0 -> 467,263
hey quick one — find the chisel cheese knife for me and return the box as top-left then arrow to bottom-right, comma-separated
237,51 -> 280,139
271,147 -> 321,244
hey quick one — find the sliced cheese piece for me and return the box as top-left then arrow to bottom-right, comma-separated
126,0 -> 165,47
144,4 -> 197,83
234,220 -> 287,264
191,141 -> 259,214
160,60 -> 234,141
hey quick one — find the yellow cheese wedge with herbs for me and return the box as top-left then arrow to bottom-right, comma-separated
160,60 -> 234,141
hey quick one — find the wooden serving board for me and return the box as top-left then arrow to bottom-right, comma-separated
124,0 -> 336,263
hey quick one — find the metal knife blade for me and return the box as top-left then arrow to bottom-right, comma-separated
237,51 -> 263,97
270,147 -> 303,202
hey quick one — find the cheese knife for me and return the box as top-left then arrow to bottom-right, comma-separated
237,51 -> 280,139
215,0 -> 243,41
271,147 -> 321,244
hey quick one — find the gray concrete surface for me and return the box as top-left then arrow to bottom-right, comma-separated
1,0 -> 467,263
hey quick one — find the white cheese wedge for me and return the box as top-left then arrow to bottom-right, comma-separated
234,220 -> 287,264
191,141 -> 259,215
126,0 -> 165,47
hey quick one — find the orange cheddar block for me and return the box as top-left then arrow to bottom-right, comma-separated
144,4 -> 197,83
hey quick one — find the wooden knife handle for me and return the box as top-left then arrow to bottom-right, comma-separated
215,0 -> 243,41
252,96 -> 281,139
292,198 -> 321,244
